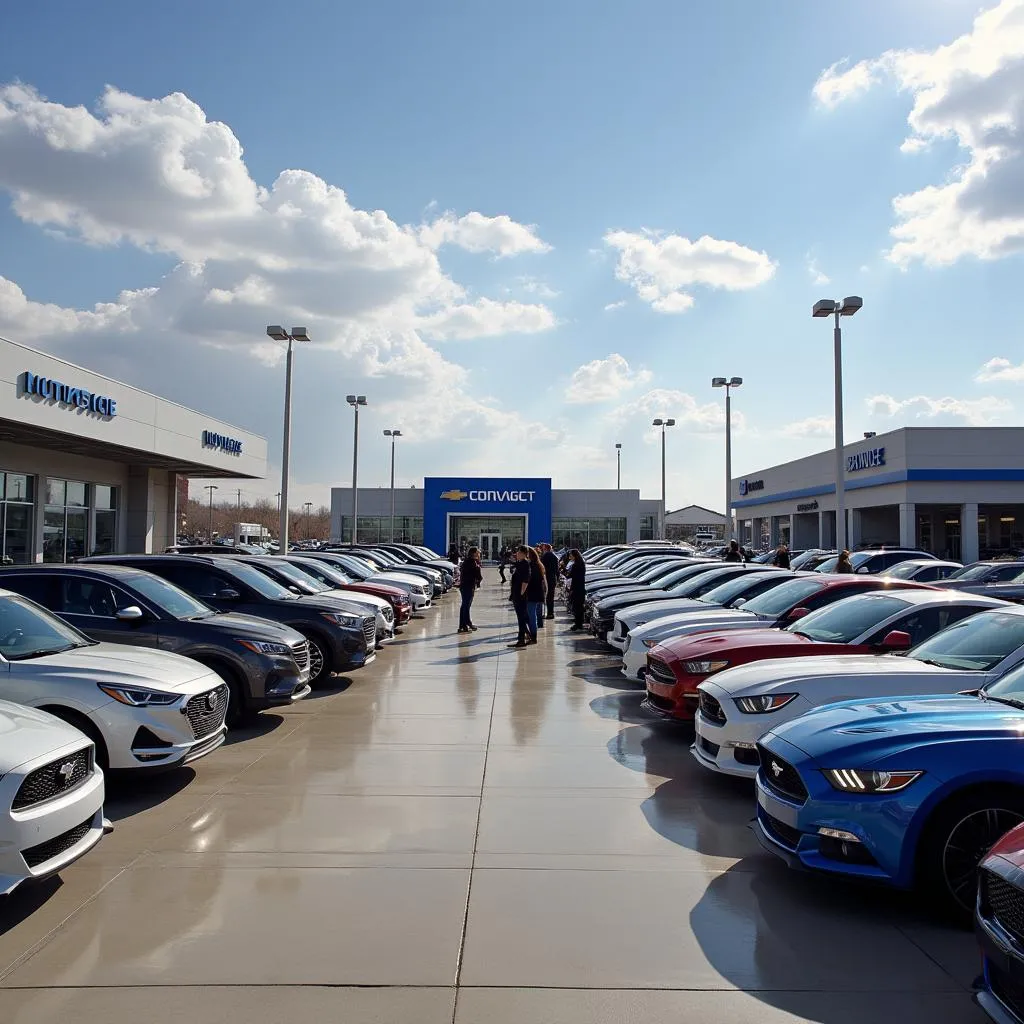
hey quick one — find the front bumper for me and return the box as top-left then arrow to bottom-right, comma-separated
92,684 -> 229,771
976,867 -> 1024,1024
247,650 -> 311,711
0,743 -> 108,894
622,645 -> 648,680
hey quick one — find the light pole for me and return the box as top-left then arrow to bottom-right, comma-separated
384,429 -> 403,542
267,326 -> 311,554
712,377 -> 743,542
204,484 -> 218,542
812,296 -> 863,552
652,418 -> 676,538
303,501 -> 313,540
346,395 -> 368,544
615,443 -> 622,490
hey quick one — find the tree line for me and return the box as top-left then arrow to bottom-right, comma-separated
181,497 -> 331,542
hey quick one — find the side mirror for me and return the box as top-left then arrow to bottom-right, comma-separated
732,597 -> 747,607
288,585 -> 302,594
880,629 -> 912,650
787,606 -> 811,621
115,606 -> 144,622
216,588 -> 241,601
856,566 -> 870,574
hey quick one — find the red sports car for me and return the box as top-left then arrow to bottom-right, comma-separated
643,581 -> 968,722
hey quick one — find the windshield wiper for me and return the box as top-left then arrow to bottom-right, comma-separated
8,643 -> 81,661
986,694 -> 1024,711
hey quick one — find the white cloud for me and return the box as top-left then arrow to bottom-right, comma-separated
867,392 -> 1014,426
419,210 -> 551,256
781,415 -> 834,438
976,356 -> 1024,382
603,300 -> 626,312
603,229 -> 776,313
616,387 -> 746,434
813,0 -> 1024,265
564,354 -> 652,404
806,256 -> 830,286
0,83 -> 563,484
512,276 -> 560,299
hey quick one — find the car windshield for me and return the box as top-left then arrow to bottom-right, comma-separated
907,610 -> 1024,671
879,561 -> 925,580
984,661 -> 1024,702
741,577 -> 828,616
815,551 -> 875,573
257,560 -> 329,593
667,568 -> 740,598
127,572 -> 214,619
294,560 -> 350,586
785,594 -> 910,643
947,563 -> 999,581
0,594 -> 92,660
701,572 -> 778,606
790,550 -> 831,570
224,562 -> 295,600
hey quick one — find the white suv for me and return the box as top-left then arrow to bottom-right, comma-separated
0,590 -> 228,771
0,700 -> 110,893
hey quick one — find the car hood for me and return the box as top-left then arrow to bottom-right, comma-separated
294,594 -> 376,617
321,588 -> 389,612
620,603 -> 752,626
628,610 -> 769,641
345,581 -> 407,600
658,628 -> 813,661
767,692 -> 1014,767
184,612 -> 305,645
17,641 -> 219,691
371,572 -> 428,589
0,699 -> 90,770
595,589 -> 669,612
985,822 -> 1024,868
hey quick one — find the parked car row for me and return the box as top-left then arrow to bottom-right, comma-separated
0,542 -> 452,896
571,544 -> 1024,1022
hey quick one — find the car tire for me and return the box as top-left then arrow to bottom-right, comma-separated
40,706 -> 109,771
917,787 -> 1024,923
300,632 -> 332,687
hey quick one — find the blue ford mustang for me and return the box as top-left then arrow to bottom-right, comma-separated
754,663 -> 1024,918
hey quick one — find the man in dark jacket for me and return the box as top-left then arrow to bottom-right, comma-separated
567,548 -> 586,631
773,544 -> 791,568
540,543 -> 560,620
723,540 -> 744,563
508,546 -> 532,648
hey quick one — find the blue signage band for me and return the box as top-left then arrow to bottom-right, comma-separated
202,430 -> 243,455
22,370 -> 117,418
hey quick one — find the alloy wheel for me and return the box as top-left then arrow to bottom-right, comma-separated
941,807 -> 1024,910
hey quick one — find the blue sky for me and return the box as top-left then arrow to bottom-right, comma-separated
0,0 -> 1020,513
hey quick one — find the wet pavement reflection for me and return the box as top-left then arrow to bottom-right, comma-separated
0,578 -> 985,1022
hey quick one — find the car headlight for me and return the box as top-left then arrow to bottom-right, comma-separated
733,693 -> 797,714
823,768 -> 923,793
642,638 -> 661,648
235,639 -> 292,656
321,611 -> 362,628
98,683 -> 180,707
684,660 -> 730,675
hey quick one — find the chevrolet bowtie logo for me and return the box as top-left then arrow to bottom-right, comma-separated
440,489 -> 469,501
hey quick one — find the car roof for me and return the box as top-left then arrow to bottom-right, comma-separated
0,563 -> 143,579
849,588 -> 1006,608
87,553 -> 241,569
814,575 -> 930,590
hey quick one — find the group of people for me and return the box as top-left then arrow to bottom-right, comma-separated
456,542 -> 588,645
723,539 -> 855,573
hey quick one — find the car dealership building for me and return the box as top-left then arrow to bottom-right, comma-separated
331,478 -> 664,557
0,335 -> 267,562
732,426 -> 1024,562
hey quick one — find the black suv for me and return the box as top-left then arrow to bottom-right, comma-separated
0,563 -> 312,724
82,554 -> 376,684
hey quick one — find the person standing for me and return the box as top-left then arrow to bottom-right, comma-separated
508,546 -> 532,648
526,546 -> 546,637
457,546 -> 483,634
540,543 -> 560,620
723,540 -> 744,563
773,543 -> 791,568
567,548 -> 586,631
836,549 -> 854,573
498,545 -> 510,584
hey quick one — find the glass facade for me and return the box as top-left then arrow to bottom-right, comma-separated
43,478 -> 118,562
552,517 -> 627,550
447,516 -> 527,558
338,516 -> 424,545
638,515 -> 655,541
0,473 -> 33,564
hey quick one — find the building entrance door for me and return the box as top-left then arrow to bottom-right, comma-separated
480,533 -> 501,562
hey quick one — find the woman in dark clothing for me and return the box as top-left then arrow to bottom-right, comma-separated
773,544 -> 791,568
458,547 -> 483,633
836,549 -> 854,573
567,549 -> 586,631
526,547 -> 546,637
508,546 -> 532,648
723,540 -> 744,563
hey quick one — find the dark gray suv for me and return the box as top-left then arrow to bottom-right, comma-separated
0,564 -> 312,724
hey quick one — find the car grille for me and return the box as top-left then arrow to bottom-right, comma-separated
382,606 -> 394,623
290,640 -> 310,673
759,809 -> 802,851
12,747 -> 93,810
646,658 -> 676,685
698,691 -> 727,725
22,816 -> 94,869
983,870 -> 1024,946
644,691 -> 674,713
699,735 -> 721,758
182,685 -> 229,739
362,616 -> 376,646
757,745 -> 808,804
990,963 -> 1024,1022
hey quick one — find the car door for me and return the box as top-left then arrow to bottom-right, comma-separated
56,577 -> 161,647
862,605 -> 982,649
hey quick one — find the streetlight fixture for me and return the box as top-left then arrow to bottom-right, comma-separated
267,325 -> 311,554
383,429 -> 403,542
204,484 -> 218,542
712,377 -> 743,543
303,501 -> 313,540
615,443 -> 622,490
812,296 -> 863,552
346,395 -> 368,544
652,417 -> 676,538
